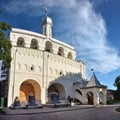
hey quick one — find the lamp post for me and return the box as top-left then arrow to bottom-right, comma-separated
12,48 -> 18,104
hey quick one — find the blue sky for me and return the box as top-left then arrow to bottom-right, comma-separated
0,0 -> 120,90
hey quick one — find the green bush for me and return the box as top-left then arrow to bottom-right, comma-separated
115,107 -> 120,112
107,100 -> 120,104
0,108 -> 5,114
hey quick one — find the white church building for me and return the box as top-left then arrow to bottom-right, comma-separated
7,10 -> 107,107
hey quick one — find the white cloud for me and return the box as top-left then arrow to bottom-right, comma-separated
3,0 -> 120,74
2,0 -> 44,15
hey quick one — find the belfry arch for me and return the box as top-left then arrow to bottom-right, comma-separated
45,41 -> 52,52
67,52 -> 73,59
30,39 -> 38,49
17,37 -> 25,47
58,47 -> 64,56
19,80 -> 41,103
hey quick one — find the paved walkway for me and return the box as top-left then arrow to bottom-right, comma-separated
1,105 -> 120,120
3,105 -> 96,115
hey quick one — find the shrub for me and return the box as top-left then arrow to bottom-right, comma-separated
115,107 -> 120,112
107,100 -> 120,104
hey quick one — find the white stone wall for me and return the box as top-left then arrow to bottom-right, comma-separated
7,28 -> 86,106
10,28 -> 76,60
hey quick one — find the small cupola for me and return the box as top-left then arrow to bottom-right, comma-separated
41,6 -> 53,38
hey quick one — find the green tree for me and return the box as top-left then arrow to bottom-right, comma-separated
0,10 -> 12,69
114,75 -> 120,91
114,75 -> 120,99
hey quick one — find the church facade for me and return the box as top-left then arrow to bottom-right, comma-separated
7,14 -> 107,107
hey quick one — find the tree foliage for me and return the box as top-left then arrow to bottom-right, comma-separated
114,75 -> 120,91
0,10 -> 12,68
114,75 -> 120,100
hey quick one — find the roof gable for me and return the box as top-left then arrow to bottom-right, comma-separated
87,73 -> 103,87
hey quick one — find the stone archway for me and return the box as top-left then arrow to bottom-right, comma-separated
48,83 -> 66,103
19,80 -> 41,103
86,92 -> 94,105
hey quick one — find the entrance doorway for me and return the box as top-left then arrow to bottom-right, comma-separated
19,80 -> 41,103
48,83 -> 66,103
86,92 -> 94,105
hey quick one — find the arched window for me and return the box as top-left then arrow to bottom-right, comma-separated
58,47 -> 64,56
60,70 -> 63,75
17,37 -> 25,47
30,39 -> 38,49
45,41 -> 52,52
67,52 -> 73,59
75,89 -> 82,95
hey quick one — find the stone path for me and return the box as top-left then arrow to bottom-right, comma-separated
3,105 -> 95,115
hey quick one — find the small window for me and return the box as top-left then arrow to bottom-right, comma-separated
31,65 -> 35,71
31,67 -> 33,70
60,71 -> 63,75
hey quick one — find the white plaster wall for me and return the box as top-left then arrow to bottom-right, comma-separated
7,28 -> 86,106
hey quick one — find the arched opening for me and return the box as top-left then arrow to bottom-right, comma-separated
75,89 -> 82,96
45,41 -> 52,52
59,70 -> 63,76
74,98 -> 82,105
58,47 -> 64,56
67,52 -> 73,59
19,80 -> 41,104
30,39 -> 38,49
74,89 -> 83,105
17,37 -> 25,47
48,83 -> 66,104
86,92 -> 94,105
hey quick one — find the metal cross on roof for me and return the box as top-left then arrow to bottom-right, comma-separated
44,5 -> 49,16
